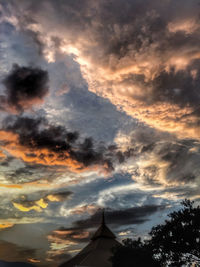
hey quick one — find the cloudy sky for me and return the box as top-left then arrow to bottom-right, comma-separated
0,0 -> 200,265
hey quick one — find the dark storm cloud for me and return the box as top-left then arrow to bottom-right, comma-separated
26,0 -> 166,55
5,165 -> 45,183
1,65 -> 49,112
114,59 -> 200,111
74,205 -> 166,228
49,205 -> 165,246
19,0 -> 200,65
0,156 -> 14,167
11,0 -> 200,138
150,61 -> 200,109
14,189 -> 73,204
3,163 -> 72,185
2,113 -> 200,185
3,113 -> 199,186
4,0 -> 200,137
2,115 -> 116,171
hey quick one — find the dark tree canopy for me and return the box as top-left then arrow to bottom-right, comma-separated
110,238 -> 159,267
149,199 -> 200,266
111,199 -> 200,267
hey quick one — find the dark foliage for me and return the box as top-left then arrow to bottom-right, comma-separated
149,199 -> 200,266
111,200 -> 200,267
111,238 -> 159,267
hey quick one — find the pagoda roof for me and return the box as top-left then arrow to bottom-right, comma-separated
59,211 -> 120,267
91,211 -> 116,241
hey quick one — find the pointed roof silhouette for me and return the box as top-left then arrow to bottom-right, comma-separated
59,210 -> 120,267
91,210 -> 116,241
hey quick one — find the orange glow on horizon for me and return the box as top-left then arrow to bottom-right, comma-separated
28,258 -> 41,263
0,223 -> 14,229
0,184 -> 22,189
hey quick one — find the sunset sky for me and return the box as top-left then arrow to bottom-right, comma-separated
0,0 -> 200,265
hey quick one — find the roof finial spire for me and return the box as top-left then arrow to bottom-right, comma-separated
91,208 -> 116,240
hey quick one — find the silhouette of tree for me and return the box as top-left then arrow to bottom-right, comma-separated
110,237 -> 159,267
111,199 -> 200,267
149,199 -> 200,266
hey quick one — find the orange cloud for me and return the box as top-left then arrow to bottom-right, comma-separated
0,223 -> 14,230
41,17 -> 200,142
12,202 -> 43,212
70,204 -> 98,215
0,130 -> 18,142
53,230 -> 73,235
0,150 -> 6,159
47,195 -> 62,202
72,232 -> 89,239
122,101 -> 200,139
23,180 -> 52,188
0,130 -> 103,173
12,191 -> 71,213
18,0 -> 200,142
12,198 -> 48,213
50,229 -> 89,242
36,198 -> 48,209
0,184 -> 22,189
46,193 -> 71,202
28,258 -> 40,263
168,19 -> 199,34
48,234 -> 77,249
77,61 -> 200,140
